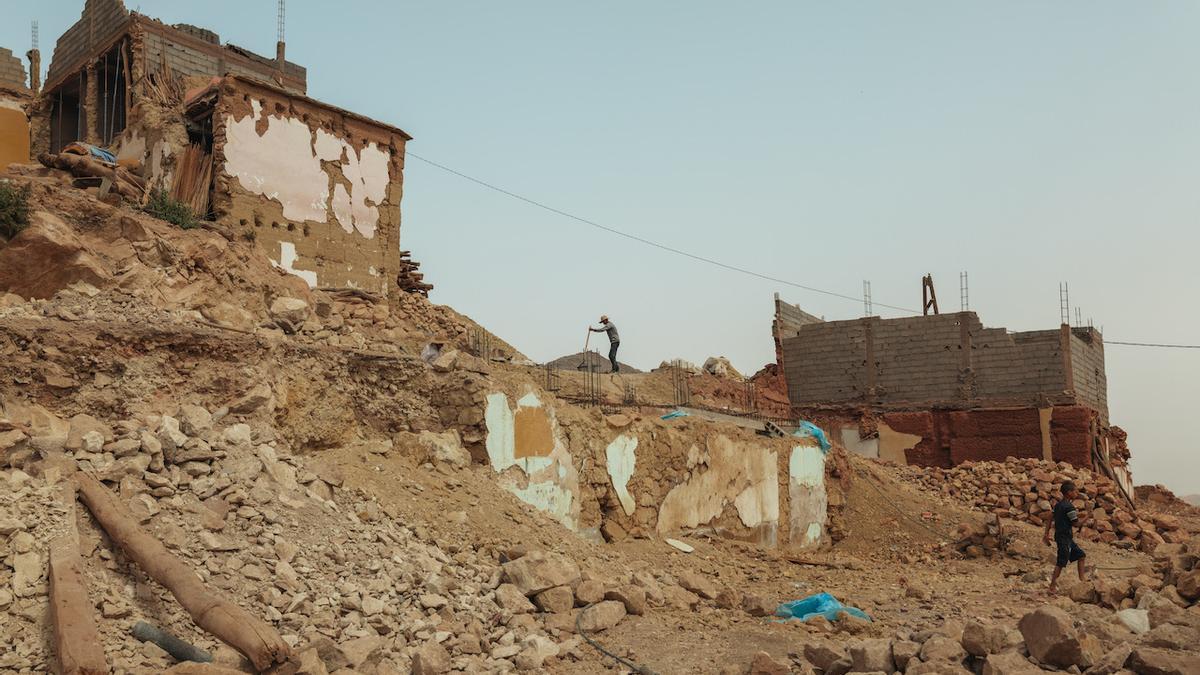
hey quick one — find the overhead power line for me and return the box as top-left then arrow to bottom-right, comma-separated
407,152 -> 1199,351
406,151 -> 920,314
1106,340 -> 1200,349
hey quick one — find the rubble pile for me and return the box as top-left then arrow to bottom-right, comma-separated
782,605 -> 1198,675
909,458 -> 1185,552
0,399 -> 671,673
1060,535 -> 1200,619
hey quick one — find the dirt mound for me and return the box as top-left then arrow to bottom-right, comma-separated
544,351 -> 642,373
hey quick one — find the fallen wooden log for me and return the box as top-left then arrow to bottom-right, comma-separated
48,536 -> 109,675
75,473 -> 292,672
38,152 -> 146,201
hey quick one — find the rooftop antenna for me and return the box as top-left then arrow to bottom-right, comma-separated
862,280 -> 873,317
959,271 -> 969,312
1059,282 -> 1070,326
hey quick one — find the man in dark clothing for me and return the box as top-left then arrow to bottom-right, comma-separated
1043,481 -> 1087,593
589,315 -> 620,373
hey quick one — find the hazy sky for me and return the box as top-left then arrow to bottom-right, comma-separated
4,2 -> 1197,494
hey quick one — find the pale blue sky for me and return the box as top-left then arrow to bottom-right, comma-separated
4,2 -> 1198,494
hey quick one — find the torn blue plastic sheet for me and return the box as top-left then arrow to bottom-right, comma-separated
775,592 -> 871,623
660,410 -> 689,420
793,421 -> 831,453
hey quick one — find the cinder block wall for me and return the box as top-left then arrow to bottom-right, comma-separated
782,312 -> 1080,409
1069,328 -> 1108,422
46,0 -> 130,88
0,48 -> 27,91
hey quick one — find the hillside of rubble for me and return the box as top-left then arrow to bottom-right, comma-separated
2,171 -> 1200,675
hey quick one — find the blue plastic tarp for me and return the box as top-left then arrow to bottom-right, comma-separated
792,421 -> 831,453
775,592 -> 871,623
660,410 -> 689,420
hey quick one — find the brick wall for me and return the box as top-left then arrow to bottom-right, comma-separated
0,48 -> 27,90
782,312 -> 1076,409
46,0 -> 130,89
772,294 -> 824,368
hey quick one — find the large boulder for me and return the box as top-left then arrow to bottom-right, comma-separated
0,212 -> 109,299
962,620 -> 1011,657
577,600 -> 626,633
981,651 -> 1047,675
501,551 -> 581,596
849,639 -> 894,672
702,356 -> 743,379
1176,569 -> 1200,602
269,296 -> 310,331
676,570 -> 720,600
1126,647 -> 1196,675
1018,605 -> 1101,669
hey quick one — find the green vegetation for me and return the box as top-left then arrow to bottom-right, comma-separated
0,181 -> 31,240
143,189 -> 198,230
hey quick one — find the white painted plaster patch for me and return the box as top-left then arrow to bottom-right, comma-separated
657,436 -> 778,542
788,444 -> 828,549
222,101 -> 391,235
484,392 -> 581,532
272,241 -> 318,287
605,435 -> 638,516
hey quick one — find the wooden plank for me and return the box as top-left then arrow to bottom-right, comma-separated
48,536 -> 109,675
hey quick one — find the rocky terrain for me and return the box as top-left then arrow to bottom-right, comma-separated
2,170 -> 1199,675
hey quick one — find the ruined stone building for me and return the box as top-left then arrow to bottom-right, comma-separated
772,294 -> 1132,494
2,0 -> 413,301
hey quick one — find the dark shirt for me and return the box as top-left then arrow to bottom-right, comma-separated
1053,498 -> 1078,540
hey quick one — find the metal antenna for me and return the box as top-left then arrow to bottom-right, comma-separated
1059,283 -> 1070,325
277,0 -> 286,43
959,271 -> 969,311
863,280 -> 873,317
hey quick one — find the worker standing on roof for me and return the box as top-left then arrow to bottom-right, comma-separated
589,315 -> 621,373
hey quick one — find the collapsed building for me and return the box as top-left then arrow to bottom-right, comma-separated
2,0 -> 423,302
772,294 -> 1132,497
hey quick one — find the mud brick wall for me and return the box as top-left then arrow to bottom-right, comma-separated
210,77 -> 408,302
45,0 -> 130,89
883,410 -> 950,468
947,408 -> 1044,464
1049,405 -> 1094,466
0,48 -> 27,91
1069,328 -> 1108,422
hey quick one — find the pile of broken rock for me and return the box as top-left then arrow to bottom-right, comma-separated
0,397 -> 643,673
737,604 -> 1196,675
910,458 -> 1183,553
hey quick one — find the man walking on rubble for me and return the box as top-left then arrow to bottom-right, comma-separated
1044,481 -> 1088,593
589,315 -> 621,373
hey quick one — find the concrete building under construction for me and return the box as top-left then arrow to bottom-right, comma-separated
772,294 -> 1132,495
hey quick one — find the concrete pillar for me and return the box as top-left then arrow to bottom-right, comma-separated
1059,324 -> 1075,398
25,48 -> 39,93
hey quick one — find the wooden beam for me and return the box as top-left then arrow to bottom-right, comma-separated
48,536 -> 108,675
